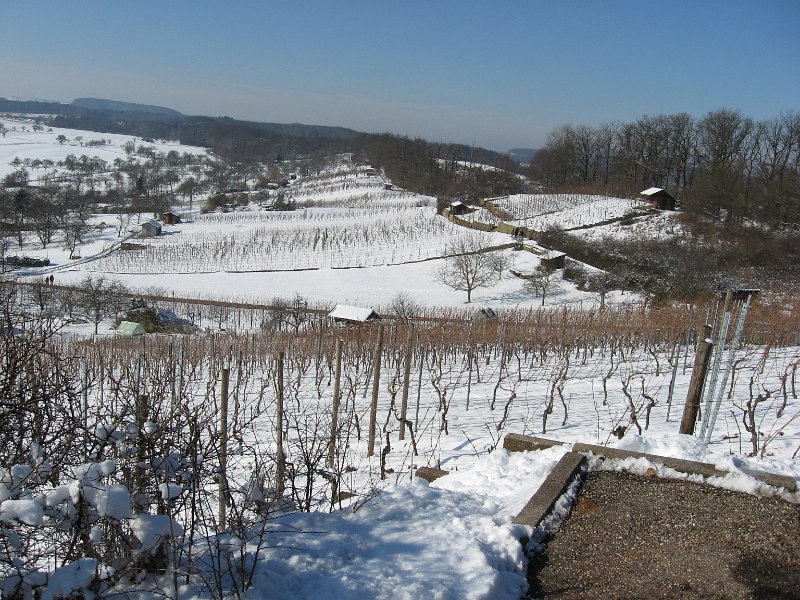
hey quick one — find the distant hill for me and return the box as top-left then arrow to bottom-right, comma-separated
507,148 -> 538,163
72,98 -> 182,117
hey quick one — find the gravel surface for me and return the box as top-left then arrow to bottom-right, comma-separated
527,470 -> 800,599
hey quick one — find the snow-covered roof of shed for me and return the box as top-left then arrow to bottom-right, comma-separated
640,187 -> 664,196
542,250 -> 566,259
116,321 -> 145,335
328,305 -> 379,322
141,219 -> 161,228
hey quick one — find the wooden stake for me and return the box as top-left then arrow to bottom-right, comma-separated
276,351 -> 285,496
679,325 -> 713,435
219,365 -> 229,528
327,339 -> 343,468
368,325 -> 384,457
399,323 -> 414,441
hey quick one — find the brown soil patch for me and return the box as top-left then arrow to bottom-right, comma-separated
527,470 -> 800,599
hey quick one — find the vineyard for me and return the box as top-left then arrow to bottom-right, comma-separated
283,166 -> 433,209
2,280 -> 799,599
88,206 -> 478,273
491,193 -> 645,230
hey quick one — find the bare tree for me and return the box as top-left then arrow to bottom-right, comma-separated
436,235 -> 500,303
389,291 -> 421,320
524,264 -> 560,306
76,275 -> 129,333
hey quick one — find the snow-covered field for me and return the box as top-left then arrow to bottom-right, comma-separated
492,193 -> 645,231
0,116 -> 208,185
2,124 -> 798,600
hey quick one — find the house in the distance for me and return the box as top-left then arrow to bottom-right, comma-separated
140,219 -> 162,237
540,250 -> 566,270
448,200 -> 477,216
161,211 -> 181,225
640,187 -> 677,211
328,305 -> 381,324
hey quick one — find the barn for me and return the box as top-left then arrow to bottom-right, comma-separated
640,187 -> 677,211
328,305 -> 381,324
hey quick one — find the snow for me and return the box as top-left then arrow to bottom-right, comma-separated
3,123 -> 799,600
0,117 -> 208,183
130,514 -> 184,550
40,559 -> 110,600
251,469 -> 531,600
0,499 -> 44,526
640,187 -> 664,195
328,305 -> 378,322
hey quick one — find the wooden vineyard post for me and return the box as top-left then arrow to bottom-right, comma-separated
399,322 -> 414,441
679,325 -> 713,435
368,325 -> 384,457
276,351 -> 285,497
219,364 -> 229,529
415,345 -> 425,429
327,339 -> 343,468
466,345 -> 473,411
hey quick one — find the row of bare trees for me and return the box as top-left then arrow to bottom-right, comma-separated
531,109 -> 800,228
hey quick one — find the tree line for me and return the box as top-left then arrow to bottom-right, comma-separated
529,109 -> 800,229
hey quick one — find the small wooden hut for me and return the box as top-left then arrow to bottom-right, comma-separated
328,305 -> 381,324
161,211 -> 181,225
540,251 -> 566,270
140,219 -> 162,237
640,187 -> 677,211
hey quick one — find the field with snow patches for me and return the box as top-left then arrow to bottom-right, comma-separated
3,125 -> 798,600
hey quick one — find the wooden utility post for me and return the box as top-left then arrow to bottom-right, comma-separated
399,323 -> 414,440
368,325 -> 384,457
679,325 -> 713,435
219,365 -> 229,528
275,351 -> 285,496
327,339 -> 343,468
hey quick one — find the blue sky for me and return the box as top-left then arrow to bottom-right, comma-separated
1,1 -> 798,151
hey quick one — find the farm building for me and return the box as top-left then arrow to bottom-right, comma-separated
116,321 -> 145,336
640,187 -> 677,211
161,211 -> 181,225
540,251 -> 566,270
328,305 -> 381,324
448,201 -> 476,216
140,219 -> 162,237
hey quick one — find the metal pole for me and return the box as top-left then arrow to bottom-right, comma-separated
698,291 -> 733,439
704,293 -> 754,443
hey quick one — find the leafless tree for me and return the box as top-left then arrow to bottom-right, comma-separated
436,235 -> 500,303
524,264 -> 560,306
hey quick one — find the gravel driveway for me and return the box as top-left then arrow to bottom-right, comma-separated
527,470 -> 800,599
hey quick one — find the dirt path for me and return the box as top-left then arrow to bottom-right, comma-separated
527,471 -> 800,599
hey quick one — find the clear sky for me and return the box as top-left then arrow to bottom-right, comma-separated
1,1 -> 798,151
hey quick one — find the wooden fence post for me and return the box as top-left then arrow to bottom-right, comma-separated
327,339 -> 343,468
679,325 -> 713,435
219,364 -> 229,528
399,323 -> 414,440
368,325 -> 384,457
276,351 -> 285,496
